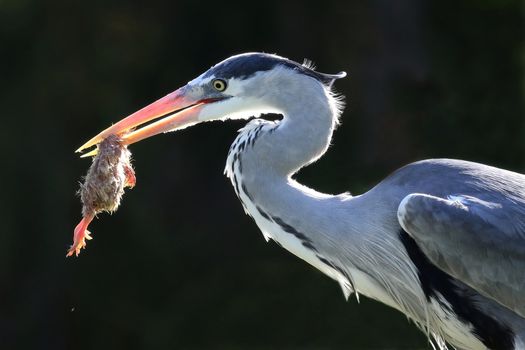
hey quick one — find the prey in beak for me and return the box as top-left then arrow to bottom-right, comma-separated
70,82 -> 229,256
68,134 -> 136,257
69,52 -> 341,256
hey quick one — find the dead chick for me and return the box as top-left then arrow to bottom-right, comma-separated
67,134 -> 135,257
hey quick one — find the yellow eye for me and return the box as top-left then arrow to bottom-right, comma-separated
212,79 -> 227,91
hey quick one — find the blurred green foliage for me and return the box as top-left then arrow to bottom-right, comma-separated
0,0 -> 523,349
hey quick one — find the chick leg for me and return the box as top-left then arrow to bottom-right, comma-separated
67,213 -> 95,257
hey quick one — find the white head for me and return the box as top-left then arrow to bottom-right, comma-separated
76,52 -> 346,154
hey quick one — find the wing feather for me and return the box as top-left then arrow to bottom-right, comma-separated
397,193 -> 525,318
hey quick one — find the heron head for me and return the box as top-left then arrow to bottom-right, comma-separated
76,52 -> 346,155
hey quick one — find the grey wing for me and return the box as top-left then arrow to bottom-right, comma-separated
397,193 -> 525,318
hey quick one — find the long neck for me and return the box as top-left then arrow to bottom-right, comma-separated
224,82 -> 343,236
225,84 -> 427,318
226,82 -> 504,347
247,82 -> 339,178
226,82 -> 346,243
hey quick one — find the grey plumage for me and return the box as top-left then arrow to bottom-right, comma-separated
397,160 -> 525,318
80,52 -> 525,349
215,53 -> 525,349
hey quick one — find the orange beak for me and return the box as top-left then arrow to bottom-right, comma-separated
76,86 -> 223,156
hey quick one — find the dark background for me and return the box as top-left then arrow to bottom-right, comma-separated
1,0 -> 524,349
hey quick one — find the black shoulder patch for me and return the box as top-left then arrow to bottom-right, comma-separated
203,53 -> 346,86
399,229 -> 514,350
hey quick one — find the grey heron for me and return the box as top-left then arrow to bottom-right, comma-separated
76,53 -> 525,349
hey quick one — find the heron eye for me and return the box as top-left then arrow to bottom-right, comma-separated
212,79 -> 227,92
